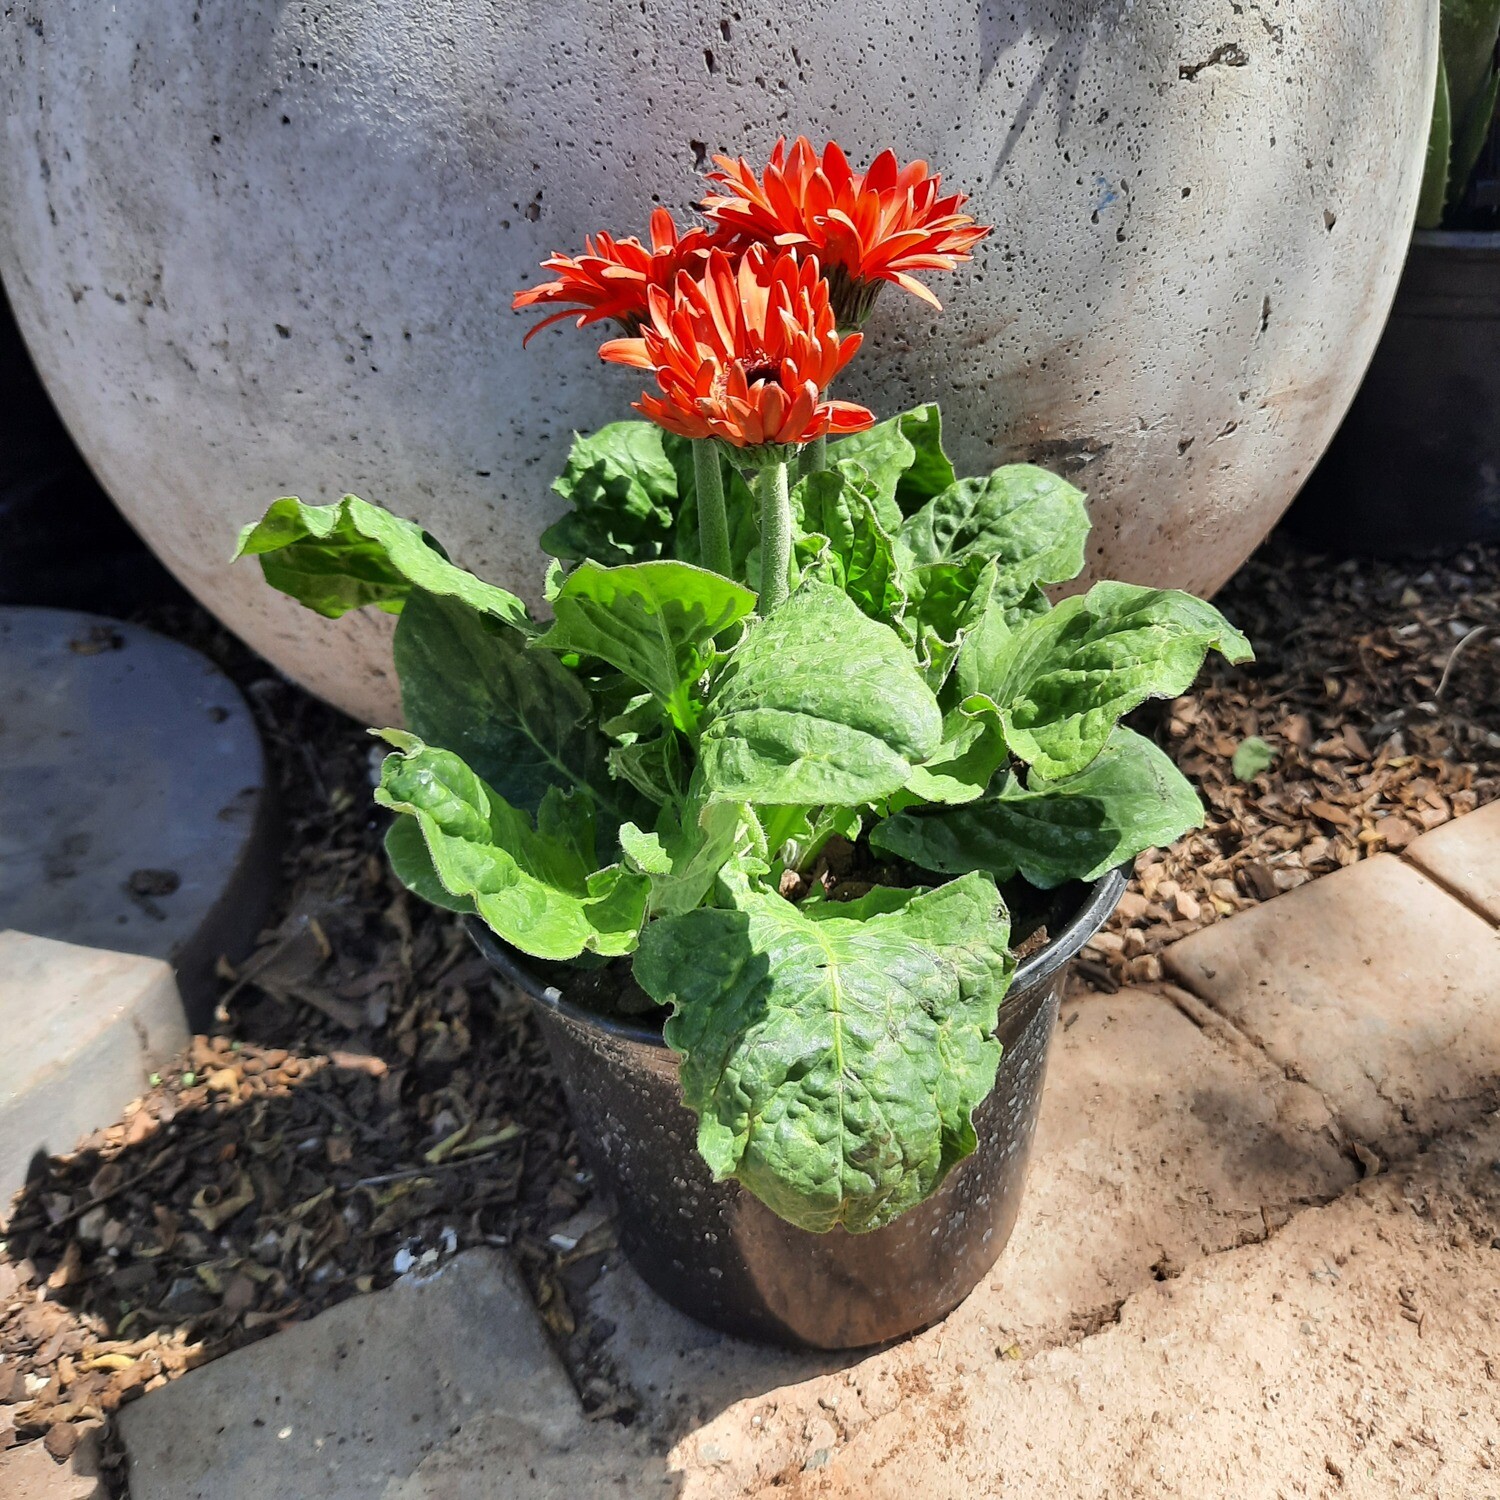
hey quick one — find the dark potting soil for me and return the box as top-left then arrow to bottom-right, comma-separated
535,835 -> 1082,1027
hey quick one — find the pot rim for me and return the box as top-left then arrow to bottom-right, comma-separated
1411,228 -> 1500,254
467,864 -> 1129,1050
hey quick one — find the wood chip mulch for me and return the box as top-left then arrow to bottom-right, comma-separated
1077,538 -> 1500,991
1,535 -> 1497,1493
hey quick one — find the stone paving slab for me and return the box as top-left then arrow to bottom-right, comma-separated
586,986 -> 1357,1464
1,932 -> 186,1213
119,1250 -> 653,1500
718,1117 -> 1500,1500
1163,853 -> 1500,1155
0,607 -> 277,1024
1404,798 -> 1500,924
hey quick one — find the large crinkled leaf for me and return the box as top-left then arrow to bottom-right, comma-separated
872,726 -> 1204,887
374,731 -> 648,960
394,591 -> 642,833
968,581 -> 1253,780
383,817 -> 475,915
540,421 -> 677,566
534,560 -> 755,732
898,467 -> 1089,601
951,574 -> 1051,703
696,583 -> 942,808
833,403 -> 956,519
794,468 -> 904,623
632,873 -> 1014,1233
235,494 -> 529,627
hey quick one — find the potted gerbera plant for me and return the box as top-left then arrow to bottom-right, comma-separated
237,139 -> 1250,1349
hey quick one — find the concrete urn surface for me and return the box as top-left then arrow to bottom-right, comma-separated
0,2 -> 1435,723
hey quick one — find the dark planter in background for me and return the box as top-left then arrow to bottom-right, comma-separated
1288,231 -> 1500,556
471,868 -> 1126,1351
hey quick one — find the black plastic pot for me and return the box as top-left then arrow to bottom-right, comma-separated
1289,230 -> 1500,555
470,867 -> 1126,1351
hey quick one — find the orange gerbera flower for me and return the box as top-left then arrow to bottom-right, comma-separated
599,244 -> 873,449
701,138 -> 990,322
512,208 -> 717,345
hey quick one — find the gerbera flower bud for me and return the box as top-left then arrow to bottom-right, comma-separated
701,137 -> 991,325
512,208 -> 716,344
598,244 -> 874,451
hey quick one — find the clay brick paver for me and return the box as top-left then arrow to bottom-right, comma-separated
586,986 -> 1357,1476
733,1119 -> 1500,1500
1405,799 -> 1500,924
1163,854 -> 1500,1154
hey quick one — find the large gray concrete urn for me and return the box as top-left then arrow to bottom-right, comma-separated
0,3 -> 1436,723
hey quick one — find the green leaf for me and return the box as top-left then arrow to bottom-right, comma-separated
534,560 -> 756,733
1418,52 -> 1454,229
1450,63 -> 1500,209
374,731 -> 648,960
793,468 -> 904,623
967,581 -> 1253,780
697,583 -> 943,808
872,727 -> 1204,888
621,795 -> 751,917
1441,0 -> 1500,141
540,422 -> 677,566
800,885 -> 923,922
235,494 -> 530,627
384,817 -> 476,915
394,591 -> 640,832
633,873 -> 1014,1233
951,575 -> 1052,703
899,467 -> 1089,596
833,403 -> 956,518
608,730 -> 687,806
1231,735 -> 1278,782
903,704 -> 1009,805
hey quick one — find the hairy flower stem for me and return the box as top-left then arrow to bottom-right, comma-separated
757,457 -> 793,613
693,439 -> 732,577
798,433 -> 829,481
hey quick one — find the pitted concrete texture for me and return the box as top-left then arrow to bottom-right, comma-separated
1404,798 -> 1500,925
0,4 -> 1435,722
0,932 -> 186,1213
1163,854 -> 1500,1156
120,1250 -> 659,1500
0,607 -> 275,1021
587,985 -> 1359,1477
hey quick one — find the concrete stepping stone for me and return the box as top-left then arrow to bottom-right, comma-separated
1404,798 -> 1500,924
737,1117 -> 1500,1499
119,1250 -> 660,1500
0,933 -> 186,1209
0,607 -> 276,1022
580,986 -> 1358,1470
1163,854 -> 1500,1155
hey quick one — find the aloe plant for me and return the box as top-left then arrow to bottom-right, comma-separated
1417,0 -> 1500,228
